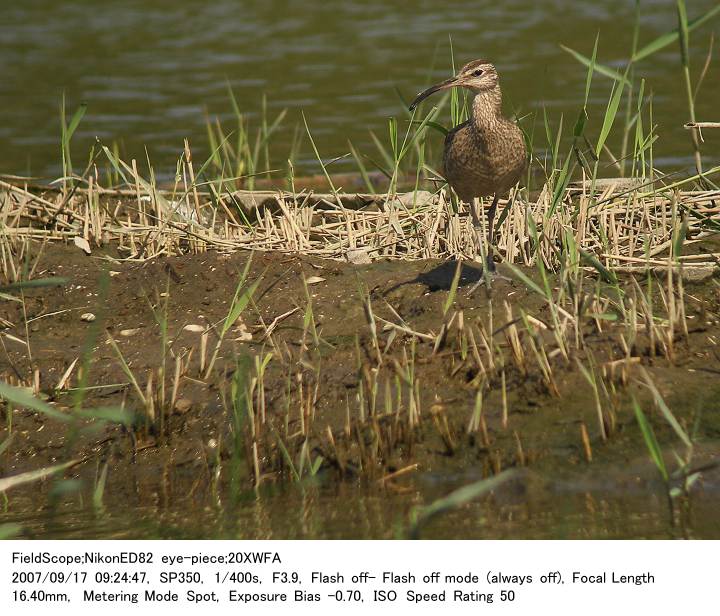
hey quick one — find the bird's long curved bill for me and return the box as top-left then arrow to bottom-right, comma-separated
409,77 -> 459,111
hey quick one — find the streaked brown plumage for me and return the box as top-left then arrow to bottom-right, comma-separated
410,60 -> 526,272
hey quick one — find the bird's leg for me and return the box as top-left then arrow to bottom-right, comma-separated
485,193 -> 500,273
469,197 -> 484,262
467,193 -> 510,294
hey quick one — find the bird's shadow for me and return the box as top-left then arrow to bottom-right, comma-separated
383,260 -> 483,296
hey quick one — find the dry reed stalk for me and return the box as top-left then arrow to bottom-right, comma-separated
513,430 -> 526,466
378,463 -> 418,484
580,422 -> 593,462
501,370 -> 508,430
1,176 -> 718,277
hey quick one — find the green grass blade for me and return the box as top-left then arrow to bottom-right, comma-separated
442,260 -> 463,317
543,106 -> 553,148
0,458 -> 84,493
632,398 -> 668,481
559,45 -> 630,84
65,102 -> 88,144
273,429 -> 301,482
549,153 -> 573,216
302,111 -> 337,194
418,119 -> 449,136
74,406 -> 134,426
0,434 -> 12,457
572,33 -> 599,139
409,470 -> 518,538
369,130 -> 396,174
579,249 -> 618,284
0,277 -> 68,292
106,335 -> 147,405
632,4 -> 720,62
388,117 -> 398,160
224,277 -> 262,334
584,34 -> 600,105
0,382 -> 71,423
93,460 -> 109,510
0,524 -> 22,539
641,370 -> 692,448
673,218 -> 689,262
348,140 -> 376,193
504,260 -> 546,297
222,265 -> 264,338
676,1 -> 690,67
595,66 -> 630,158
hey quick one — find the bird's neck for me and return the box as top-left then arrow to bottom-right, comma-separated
470,86 -> 503,135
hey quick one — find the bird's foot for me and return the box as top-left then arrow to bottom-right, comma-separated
467,258 -> 512,294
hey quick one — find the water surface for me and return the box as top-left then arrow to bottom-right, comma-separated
1,1 -> 717,178
3,464 -> 719,539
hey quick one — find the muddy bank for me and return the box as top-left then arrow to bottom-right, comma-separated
1,243 -> 720,538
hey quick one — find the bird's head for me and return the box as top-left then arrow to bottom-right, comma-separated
409,60 -> 498,111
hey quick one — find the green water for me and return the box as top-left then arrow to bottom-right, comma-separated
1,0 -> 718,179
0,455 -> 720,539
2,463 -> 720,539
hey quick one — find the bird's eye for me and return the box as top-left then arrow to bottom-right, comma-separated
472,69 -> 483,76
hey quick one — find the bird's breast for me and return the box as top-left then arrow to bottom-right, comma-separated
442,121 -> 526,201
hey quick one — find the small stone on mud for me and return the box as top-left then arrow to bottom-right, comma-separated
395,190 -> 434,207
120,328 -> 141,337
305,276 -> 326,284
80,312 -> 96,322
184,324 -> 205,333
682,266 -> 715,283
73,236 -> 92,255
345,248 -> 372,264
230,315 -> 252,341
173,398 -> 192,414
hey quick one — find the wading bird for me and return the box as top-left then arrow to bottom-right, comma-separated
409,60 -> 526,275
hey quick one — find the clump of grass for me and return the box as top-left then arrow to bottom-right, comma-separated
59,94 -> 87,193
204,256 -> 263,378
205,89 -> 295,191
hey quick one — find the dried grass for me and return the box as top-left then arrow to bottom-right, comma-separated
2,173 -> 719,275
